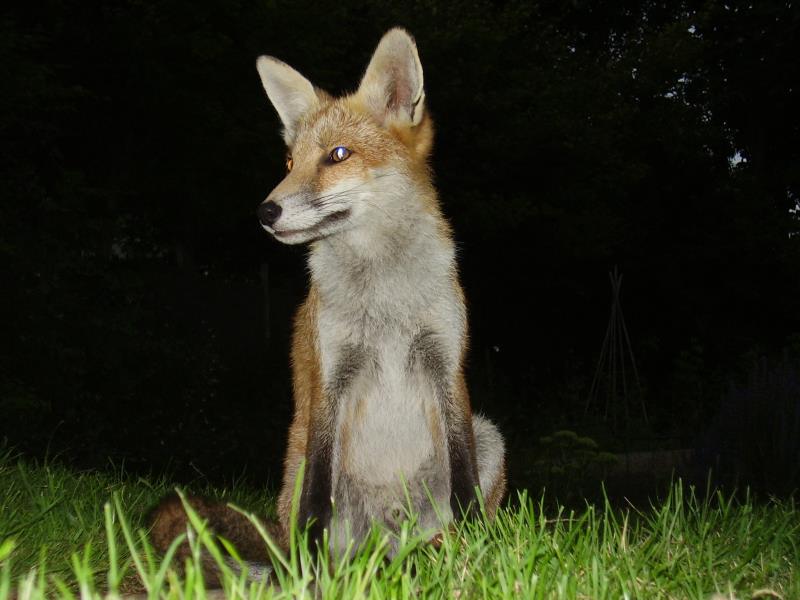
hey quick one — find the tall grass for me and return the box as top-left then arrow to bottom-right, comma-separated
0,452 -> 797,599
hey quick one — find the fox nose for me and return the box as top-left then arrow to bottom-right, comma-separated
257,201 -> 282,227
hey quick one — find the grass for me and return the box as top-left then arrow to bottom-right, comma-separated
0,451 -> 798,599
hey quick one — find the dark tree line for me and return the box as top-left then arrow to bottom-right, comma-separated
2,0 -> 799,485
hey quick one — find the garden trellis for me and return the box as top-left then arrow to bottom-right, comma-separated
585,267 -> 648,430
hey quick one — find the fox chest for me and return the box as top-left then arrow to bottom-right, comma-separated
317,322 -> 452,534
325,336 -> 448,482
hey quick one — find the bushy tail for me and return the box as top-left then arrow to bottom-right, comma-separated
148,492 -> 285,585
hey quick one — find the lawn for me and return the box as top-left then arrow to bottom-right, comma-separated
0,451 -> 797,599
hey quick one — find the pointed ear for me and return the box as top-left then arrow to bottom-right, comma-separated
256,56 -> 320,143
356,28 -> 425,127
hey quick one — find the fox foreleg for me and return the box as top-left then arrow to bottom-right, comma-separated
299,344 -> 364,548
298,428 -> 333,549
446,411 -> 481,519
409,329 -> 480,519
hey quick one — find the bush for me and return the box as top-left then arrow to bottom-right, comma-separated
528,430 -> 617,503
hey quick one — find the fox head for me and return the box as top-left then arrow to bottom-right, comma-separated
255,28 -> 436,246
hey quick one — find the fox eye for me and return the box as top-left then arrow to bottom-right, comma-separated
285,155 -> 293,173
329,146 -> 352,163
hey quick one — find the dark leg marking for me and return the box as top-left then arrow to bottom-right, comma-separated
447,431 -> 480,518
327,344 -> 365,400
299,432 -> 333,547
407,329 -> 451,385
408,329 -> 480,518
299,344 -> 365,547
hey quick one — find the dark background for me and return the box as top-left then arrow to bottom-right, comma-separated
2,0 -> 799,498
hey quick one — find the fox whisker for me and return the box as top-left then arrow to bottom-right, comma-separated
309,171 -> 403,206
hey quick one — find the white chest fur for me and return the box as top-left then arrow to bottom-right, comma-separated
308,208 -> 463,537
309,207 -> 465,379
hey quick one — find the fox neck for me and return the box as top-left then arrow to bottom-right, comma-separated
307,187 -> 455,332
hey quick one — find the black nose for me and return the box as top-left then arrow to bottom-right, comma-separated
257,201 -> 282,226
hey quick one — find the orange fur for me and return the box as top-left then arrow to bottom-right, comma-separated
277,288 -> 320,533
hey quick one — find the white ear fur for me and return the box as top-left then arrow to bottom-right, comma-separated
256,56 -> 319,143
357,28 -> 425,127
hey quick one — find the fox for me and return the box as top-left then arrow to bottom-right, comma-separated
150,27 -> 506,572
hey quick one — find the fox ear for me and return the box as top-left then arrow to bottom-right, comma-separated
356,28 -> 425,127
256,56 -> 319,143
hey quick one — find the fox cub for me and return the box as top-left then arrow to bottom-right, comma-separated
150,27 -> 506,566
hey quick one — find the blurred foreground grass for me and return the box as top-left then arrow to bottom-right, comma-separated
0,451 -> 797,599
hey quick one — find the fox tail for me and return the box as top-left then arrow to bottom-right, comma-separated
148,492 -> 284,585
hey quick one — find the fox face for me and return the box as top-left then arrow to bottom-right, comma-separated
256,29 -> 434,246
